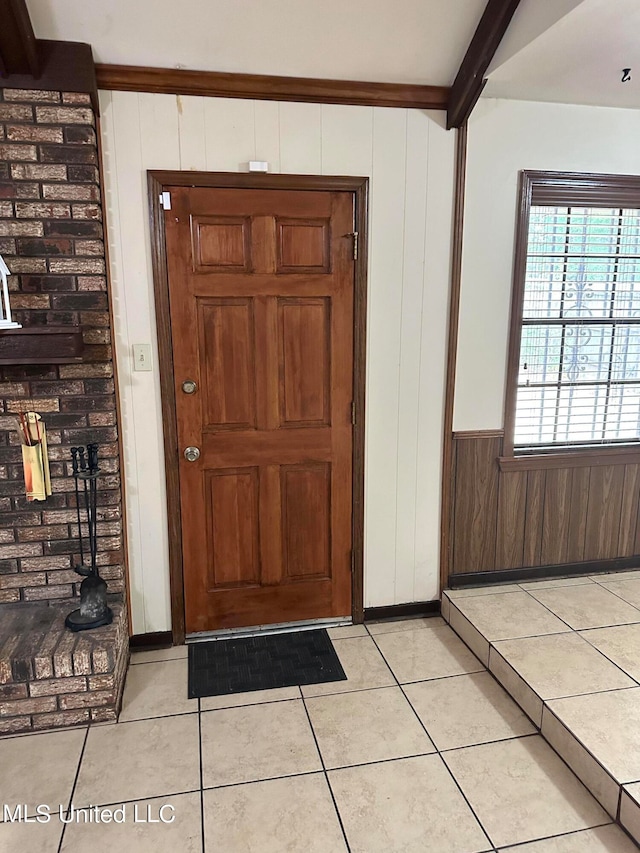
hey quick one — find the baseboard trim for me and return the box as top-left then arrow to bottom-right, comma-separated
129,631 -> 173,650
448,556 -> 640,589
364,601 -> 441,621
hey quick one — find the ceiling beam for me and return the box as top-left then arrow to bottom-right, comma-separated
0,0 -> 40,77
447,0 -> 522,129
96,64 -> 450,111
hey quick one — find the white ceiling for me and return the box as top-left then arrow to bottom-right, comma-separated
486,0 -> 640,109
489,0 -> 586,74
24,0 -> 640,110
25,0 -> 486,86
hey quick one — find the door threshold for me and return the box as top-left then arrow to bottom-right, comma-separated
186,616 -> 352,642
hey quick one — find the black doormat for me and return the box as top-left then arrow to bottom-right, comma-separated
188,628 -> 347,699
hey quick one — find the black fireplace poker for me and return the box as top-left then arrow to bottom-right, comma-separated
65,443 -> 113,632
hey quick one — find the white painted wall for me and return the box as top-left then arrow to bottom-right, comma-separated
99,91 -> 455,633
454,98 -> 640,433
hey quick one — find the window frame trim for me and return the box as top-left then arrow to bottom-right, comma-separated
503,169 -> 640,463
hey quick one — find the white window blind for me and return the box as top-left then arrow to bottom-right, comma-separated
515,204 -> 640,450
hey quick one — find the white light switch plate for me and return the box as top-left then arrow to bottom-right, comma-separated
132,343 -> 152,371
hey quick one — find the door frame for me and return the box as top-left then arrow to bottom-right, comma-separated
147,170 -> 368,644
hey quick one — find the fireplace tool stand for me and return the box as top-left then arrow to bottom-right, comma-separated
65,443 -> 113,632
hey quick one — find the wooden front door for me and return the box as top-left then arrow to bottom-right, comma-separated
164,186 -> 355,633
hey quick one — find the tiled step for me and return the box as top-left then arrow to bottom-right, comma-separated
442,573 -> 640,846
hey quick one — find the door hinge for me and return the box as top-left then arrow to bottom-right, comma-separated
160,191 -> 171,211
351,401 -> 356,425
349,231 -> 359,260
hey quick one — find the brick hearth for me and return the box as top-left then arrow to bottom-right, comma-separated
0,598 -> 128,734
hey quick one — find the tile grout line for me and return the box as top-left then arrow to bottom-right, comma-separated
591,580 -> 640,613
491,821 -> 617,851
198,699 -> 205,853
300,693 -> 352,853
52,789 -> 203,812
488,642 -> 639,706
515,585 -> 640,632
201,768 -> 322,793
445,591 -> 575,640
365,630 -> 497,852
57,724 -> 90,853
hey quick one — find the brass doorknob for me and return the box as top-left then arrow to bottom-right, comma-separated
183,446 -> 200,462
182,379 -> 197,394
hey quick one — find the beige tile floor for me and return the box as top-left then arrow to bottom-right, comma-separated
444,571 -> 640,850
0,612 -> 637,852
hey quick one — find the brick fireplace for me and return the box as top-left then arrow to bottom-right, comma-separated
0,85 -> 129,734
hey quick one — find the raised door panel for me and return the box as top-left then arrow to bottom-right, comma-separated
277,218 -> 330,274
205,467 -> 260,589
199,298 -> 256,431
278,297 -> 330,427
281,463 -> 331,581
192,215 -> 251,273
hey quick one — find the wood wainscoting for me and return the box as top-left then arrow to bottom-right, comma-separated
449,431 -> 640,578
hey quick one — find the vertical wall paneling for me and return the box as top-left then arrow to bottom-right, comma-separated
451,435 -> 500,573
204,98 -> 255,172
619,465 -> 640,556
396,111 -> 429,601
584,466 -> 626,561
495,471 -> 526,570
279,102 -> 322,175
99,90 -> 144,630
363,107 -> 407,605
254,101 -> 281,172
566,466 -> 590,563
138,93 -> 181,170
320,104 -> 373,177
522,469 -> 545,567
394,109 -> 428,604
100,92 -> 455,630
177,95 -> 207,171
138,92 -> 181,629
540,468 -> 572,565
100,90 -> 173,632
415,111 -> 455,600
450,434 -> 640,577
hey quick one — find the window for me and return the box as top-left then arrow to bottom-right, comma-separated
505,171 -> 640,456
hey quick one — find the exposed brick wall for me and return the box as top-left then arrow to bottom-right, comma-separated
0,88 -> 123,605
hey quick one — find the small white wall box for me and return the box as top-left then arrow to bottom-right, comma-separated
249,161 -> 269,172
0,254 -> 21,330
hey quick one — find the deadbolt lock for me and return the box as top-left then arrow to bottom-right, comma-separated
184,446 -> 200,463
182,379 -> 197,394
